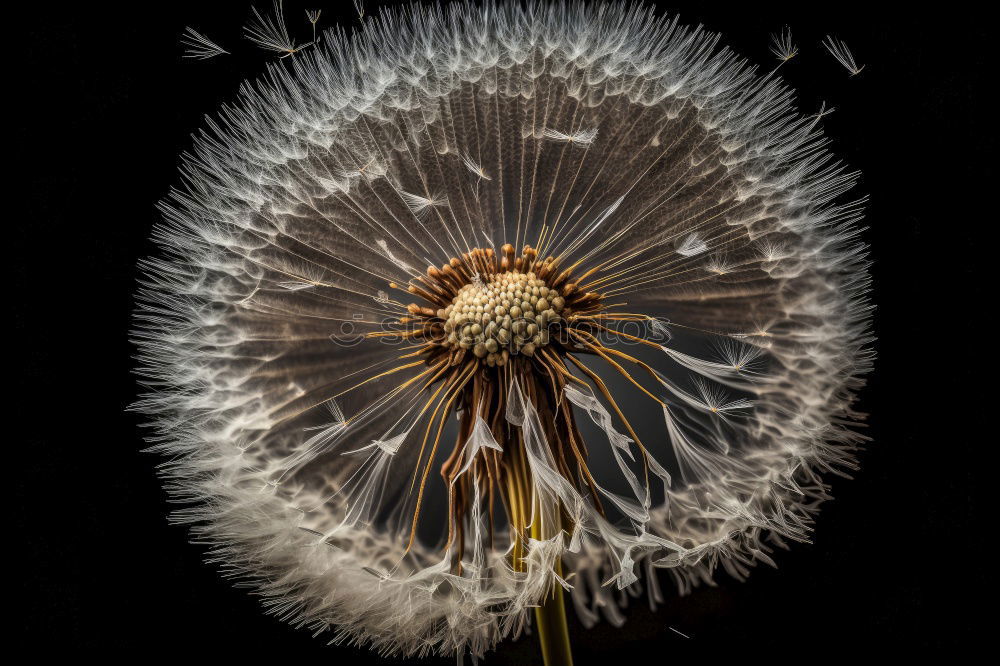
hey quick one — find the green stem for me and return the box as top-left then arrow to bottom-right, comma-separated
533,575 -> 573,666
531,509 -> 573,666
512,436 -> 573,666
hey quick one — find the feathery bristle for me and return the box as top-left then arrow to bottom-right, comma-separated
770,25 -> 798,62
245,0 -> 312,57
180,27 -> 229,59
823,35 -> 865,75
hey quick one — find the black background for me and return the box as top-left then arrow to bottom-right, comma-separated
15,0 -> 989,657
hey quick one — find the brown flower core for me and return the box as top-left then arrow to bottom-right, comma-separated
442,271 -> 565,363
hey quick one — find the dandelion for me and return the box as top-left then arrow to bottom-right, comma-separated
770,25 -> 797,62
704,253 -> 735,275
714,338 -> 765,374
180,27 -> 229,59
542,127 -> 600,146
675,232 -> 709,257
332,155 -> 388,186
810,100 -> 837,123
245,0 -> 312,58
134,2 -> 873,662
306,9 -> 321,44
823,35 -> 865,75
692,378 -> 754,417
756,237 -> 789,262
399,190 -> 450,220
460,151 -> 491,180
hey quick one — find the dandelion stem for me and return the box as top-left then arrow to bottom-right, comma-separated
532,511 -> 574,666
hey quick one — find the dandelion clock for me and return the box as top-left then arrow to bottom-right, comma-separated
133,1 -> 873,661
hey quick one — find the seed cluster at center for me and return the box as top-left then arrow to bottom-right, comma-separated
440,271 -> 566,366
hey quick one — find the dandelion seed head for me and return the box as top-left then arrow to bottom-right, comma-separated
823,35 -> 865,75
181,27 -> 229,59
770,25 -> 798,62
134,1 -> 873,658
440,265 -> 566,363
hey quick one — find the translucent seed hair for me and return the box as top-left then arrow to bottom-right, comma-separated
133,1 -> 873,659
